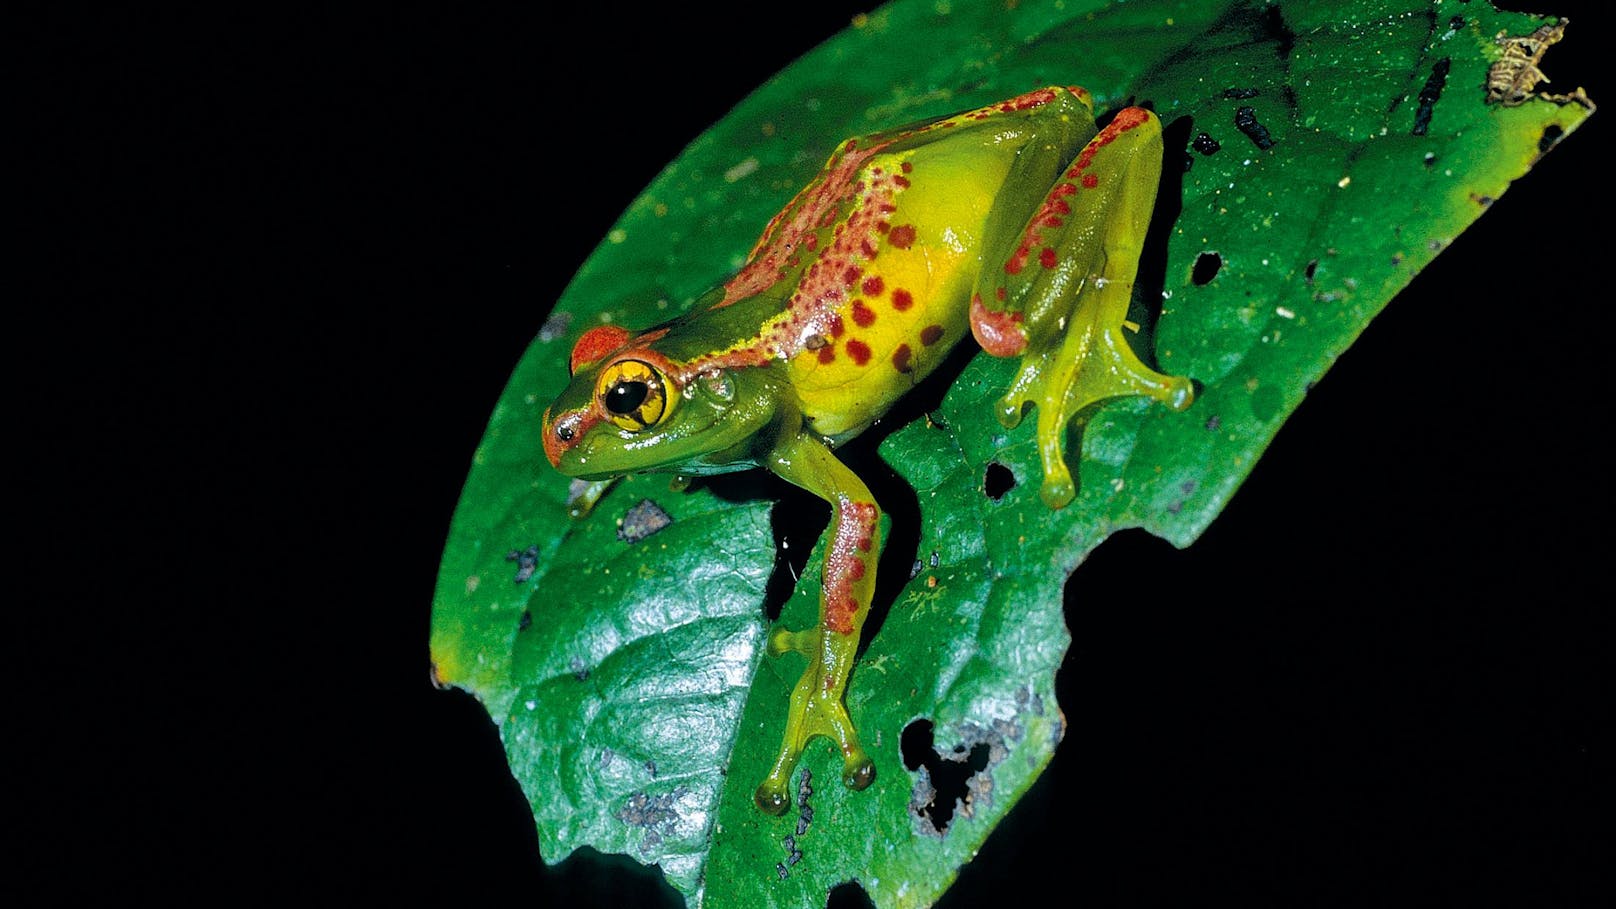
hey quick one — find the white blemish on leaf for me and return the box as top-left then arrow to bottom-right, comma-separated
724,157 -> 760,183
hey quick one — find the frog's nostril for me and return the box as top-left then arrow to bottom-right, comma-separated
543,409 -> 582,469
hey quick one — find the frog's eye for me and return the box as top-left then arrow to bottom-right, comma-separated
596,359 -> 668,431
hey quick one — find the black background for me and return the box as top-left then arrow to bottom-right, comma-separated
32,2 -> 1607,904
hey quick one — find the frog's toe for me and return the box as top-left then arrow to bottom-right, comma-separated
995,392 -> 1026,430
1162,375 -> 1195,412
1040,476 -> 1076,510
843,751 -> 876,791
754,781 -> 792,816
766,625 -> 818,658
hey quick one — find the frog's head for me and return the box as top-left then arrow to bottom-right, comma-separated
542,324 -> 780,479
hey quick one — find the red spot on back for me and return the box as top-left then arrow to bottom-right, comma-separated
852,300 -> 877,327
893,175 -> 910,189
861,275 -> 884,297
920,324 -> 944,346
900,161 -> 913,173
860,238 -> 878,258
1082,173 -> 1099,189
829,314 -> 845,338
891,288 -> 913,311
888,224 -> 917,249
1039,247 -> 1058,268
843,265 -> 861,286
817,345 -> 836,364
846,339 -> 872,365
891,343 -> 913,374
569,325 -> 631,374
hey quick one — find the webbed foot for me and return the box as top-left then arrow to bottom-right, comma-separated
753,625 -> 876,815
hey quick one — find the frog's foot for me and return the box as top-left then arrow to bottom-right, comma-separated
987,287 -> 1193,508
754,626 -> 875,815
564,478 -> 617,519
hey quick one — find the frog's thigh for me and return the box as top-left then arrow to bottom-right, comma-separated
971,107 -> 1193,508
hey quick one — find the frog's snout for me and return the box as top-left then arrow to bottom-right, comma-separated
541,406 -> 572,469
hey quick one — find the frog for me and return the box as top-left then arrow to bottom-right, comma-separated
541,86 -> 1194,815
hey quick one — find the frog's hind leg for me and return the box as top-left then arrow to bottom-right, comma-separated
754,430 -> 880,815
972,106 -> 1193,509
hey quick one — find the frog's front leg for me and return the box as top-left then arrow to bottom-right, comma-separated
972,105 -> 1194,508
754,429 -> 879,815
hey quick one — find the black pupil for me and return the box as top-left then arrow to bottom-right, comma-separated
605,381 -> 649,415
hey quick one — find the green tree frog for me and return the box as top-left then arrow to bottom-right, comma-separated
541,87 -> 1193,814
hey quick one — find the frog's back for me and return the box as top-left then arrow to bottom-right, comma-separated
657,88 -> 1097,441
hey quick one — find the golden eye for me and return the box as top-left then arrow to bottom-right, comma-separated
596,359 -> 668,431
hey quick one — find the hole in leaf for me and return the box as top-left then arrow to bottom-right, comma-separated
1539,123 -> 1564,154
983,462 -> 1015,501
1192,252 -> 1222,285
902,719 -> 993,834
1304,259 -> 1318,283
827,881 -> 876,908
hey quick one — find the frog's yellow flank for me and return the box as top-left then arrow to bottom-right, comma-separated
541,87 -> 1193,814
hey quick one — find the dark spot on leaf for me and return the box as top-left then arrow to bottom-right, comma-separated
617,499 -> 672,543
1182,151 -> 1194,172
538,310 -> 572,342
1263,4 -> 1295,60
1390,253 -> 1404,267
776,862 -> 789,880
1222,87 -> 1260,99
1192,251 -> 1222,285
794,767 -> 814,837
615,787 -> 687,855
1205,415 -> 1222,432
1424,151 -> 1437,167
1449,15 -> 1465,31
1539,123 -> 1564,153
505,544 -> 540,583
571,657 -> 589,681
1234,106 -> 1275,150
644,759 -> 657,778
1304,258 -> 1318,283
929,551 -> 940,568
518,609 -> 532,631
1411,57 -> 1450,136
983,462 -> 1015,501
910,559 -> 923,580
1191,131 -> 1222,155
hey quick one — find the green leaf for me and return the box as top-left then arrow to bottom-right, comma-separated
430,1 -> 1592,905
